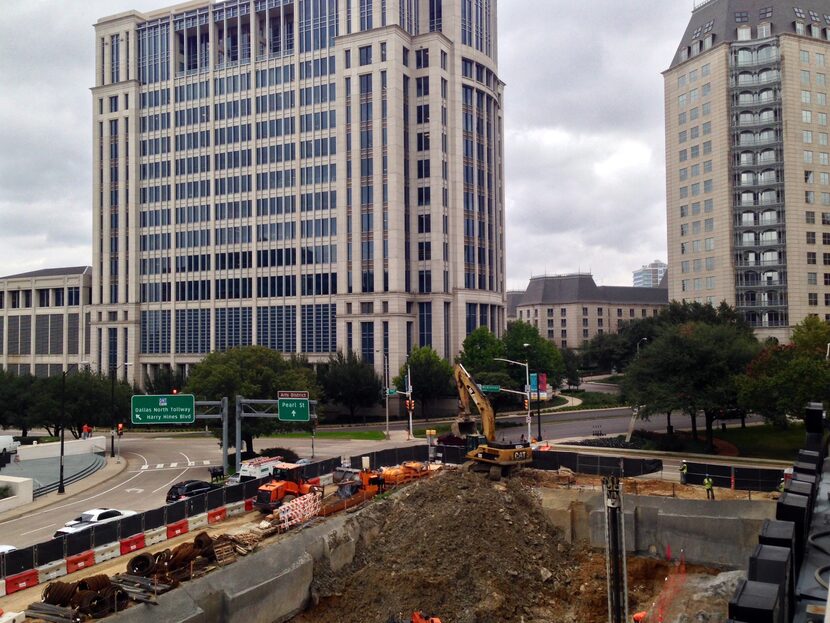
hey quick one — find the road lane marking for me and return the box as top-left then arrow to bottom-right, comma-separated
151,450 -> 195,494
21,525 -> 55,536
156,464 -> 164,469
169,463 -> 178,468
140,465 -> 148,470
202,460 -> 210,465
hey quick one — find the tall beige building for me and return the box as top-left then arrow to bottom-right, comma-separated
91,0 -> 505,386
665,0 -> 830,340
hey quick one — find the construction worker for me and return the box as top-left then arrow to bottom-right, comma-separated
703,475 -> 714,500
679,460 -> 688,485
777,478 -> 785,493
632,612 -> 648,622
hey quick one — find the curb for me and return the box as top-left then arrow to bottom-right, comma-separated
0,457 -> 130,523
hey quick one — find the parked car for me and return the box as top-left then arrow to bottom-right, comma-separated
0,545 -> 17,555
166,480 -> 222,503
54,508 -> 136,537
0,436 -> 20,454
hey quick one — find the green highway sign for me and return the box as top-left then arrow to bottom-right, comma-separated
278,390 -> 310,422
479,384 -> 501,393
131,394 -> 195,425
387,388 -> 398,396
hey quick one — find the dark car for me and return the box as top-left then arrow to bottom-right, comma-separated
166,480 -> 221,503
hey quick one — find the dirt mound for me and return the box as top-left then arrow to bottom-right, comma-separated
293,469 -> 581,623
291,470 -> 720,623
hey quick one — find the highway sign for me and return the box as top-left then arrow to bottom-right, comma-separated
278,391 -> 310,422
387,388 -> 398,396
479,384 -> 501,393
131,394 -> 195,425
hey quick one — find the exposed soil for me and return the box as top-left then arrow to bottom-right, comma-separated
290,470 -> 723,623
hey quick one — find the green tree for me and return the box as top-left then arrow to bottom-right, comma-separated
0,373 -> 37,436
738,344 -> 830,427
791,315 -> 830,359
321,350 -> 382,424
393,346 -> 453,420
622,322 -> 759,449
561,348 -> 582,390
186,346 -> 320,454
144,367 -> 187,395
458,327 -> 504,375
501,321 -> 564,389
580,332 -> 629,373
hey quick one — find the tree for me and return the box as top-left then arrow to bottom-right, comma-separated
738,344 -> 830,427
186,346 -> 321,454
321,351 -> 382,424
501,321 -> 564,389
622,322 -> 759,449
144,367 -> 187,395
580,332 -> 629,373
458,327 -> 504,375
393,346 -> 453,420
791,315 -> 830,359
561,348 -> 582,390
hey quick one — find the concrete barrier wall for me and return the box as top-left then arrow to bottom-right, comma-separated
18,436 -> 106,460
109,514 -> 363,623
0,476 -> 33,513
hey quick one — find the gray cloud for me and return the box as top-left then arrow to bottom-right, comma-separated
0,0 -> 690,290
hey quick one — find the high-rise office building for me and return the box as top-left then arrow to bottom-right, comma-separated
632,260 -> 667,288
665,0 -> 830,341
92,0 -> 505,385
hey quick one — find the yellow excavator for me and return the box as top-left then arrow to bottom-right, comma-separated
453,363 -> 533,479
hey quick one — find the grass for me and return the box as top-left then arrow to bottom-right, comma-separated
559,390 -> 627,410
715,423 -> 806,461
267,430 -> 386,441
600,375 -> 625,385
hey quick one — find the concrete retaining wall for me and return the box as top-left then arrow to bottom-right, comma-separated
18,436 -> 106,460
0,476 -> 33,513
109,514 -> 365,623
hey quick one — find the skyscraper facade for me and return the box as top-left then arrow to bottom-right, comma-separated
632,260 -> 667,288
92,0 -> 505,385
665,0 -> 830,340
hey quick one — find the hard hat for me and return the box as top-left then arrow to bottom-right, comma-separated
682,460 -> 686,463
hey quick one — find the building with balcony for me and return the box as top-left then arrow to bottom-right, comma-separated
633,260 -> 668,287
665,0 -> 830,340
0,267 -> 93,376
91,0 -> 506,386
512,274 -> 668,350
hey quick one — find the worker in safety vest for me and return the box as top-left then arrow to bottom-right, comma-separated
703,475 -> 714,500
777,478 -> 785,493
679,460 -> 688,485
632,612 -> 647,622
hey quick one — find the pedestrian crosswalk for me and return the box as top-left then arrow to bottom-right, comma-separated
139,460 -> 213,471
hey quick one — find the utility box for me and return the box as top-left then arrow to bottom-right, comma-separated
797,449 -> 821,471
748,544 -> 792,623
776,493 -> 809,560
728,579 -> 780,623
759,519 -> 798,570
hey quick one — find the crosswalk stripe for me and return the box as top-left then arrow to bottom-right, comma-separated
156,464 -> 164,469
202,460 -> 210,465
140,465 -> 149,470
169,462 -> 178,468
188,461 -> 195,466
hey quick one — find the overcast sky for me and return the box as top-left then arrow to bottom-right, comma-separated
0,0 -> 692,288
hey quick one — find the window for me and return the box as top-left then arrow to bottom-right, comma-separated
809,272 -> 818,285
809,293 -> 819,306
806,150 -> 815,163
807,211 -> 816,223
803,70 -> 812,85
358,45 -> 372,66
109,95 -> 118,112
804,110 -> 814,123
380,42 -> 387,61
808,231 -> 817,244
415,48 -> 429,68
802,50 -> 811,63
808,251 -> 817,264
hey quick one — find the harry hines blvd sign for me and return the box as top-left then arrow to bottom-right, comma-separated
131,394 -> 196,425
278,390 -> 310,422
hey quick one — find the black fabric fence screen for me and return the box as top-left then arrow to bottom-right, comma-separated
35,538 -> 65,566
684,462 -> 783,491
225,483 -> 244,503
93,521 -> 119,548
66,531 -> 92,557
120,513 -> 143,538
207,488 -> 225,510
166,500 -> 186,523
143,507 -> 165,531
4,546 -> 34,576
186,493 -> 207,516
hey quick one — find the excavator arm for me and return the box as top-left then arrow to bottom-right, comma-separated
454,364 -> 496,442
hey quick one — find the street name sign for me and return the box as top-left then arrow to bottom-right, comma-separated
278,390 -> 310,422
479,384 -> 501,393
131,394 -> 195,425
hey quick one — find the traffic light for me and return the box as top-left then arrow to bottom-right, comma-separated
172,387 -> 179,395
523,399 -> 529,410
406,399 -> 415,411
117,422 -> 124,437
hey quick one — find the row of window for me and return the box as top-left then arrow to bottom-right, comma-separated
679,218 -> 715,235
0,287 -> 84,309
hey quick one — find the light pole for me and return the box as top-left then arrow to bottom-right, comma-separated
110,362 -> 132,460
636,337 -> 648,356
495,348 -> 532,443
58,361 -> 89,495
384,353 -> 390,440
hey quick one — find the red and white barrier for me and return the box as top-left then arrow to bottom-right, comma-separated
166,519 -> 189,539
144,526 -> 168,547
244,498 -> 255,512
207,507 -> 227,524
36,559 -> 67,583
0,578 -> 5,598
226,501 -> 245,517
187,513 -> 208,531
4,569 -> 38,595
93,542 -> 120,565
120,533 -> 145,556
66,550 -> 95,574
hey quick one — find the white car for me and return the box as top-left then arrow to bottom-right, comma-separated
54,508 -> 137,537
0,545 -> 16,555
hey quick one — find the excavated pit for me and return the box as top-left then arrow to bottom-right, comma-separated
290,470 -> 729,623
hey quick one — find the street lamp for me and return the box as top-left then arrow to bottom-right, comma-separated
375,350 -> 391,440
494,347 -> 532,443
110,362 -> 133,461
637,337 -> 649,356
58,361 -> 89,495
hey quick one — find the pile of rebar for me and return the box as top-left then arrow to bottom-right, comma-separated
31,574 -> 128,621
